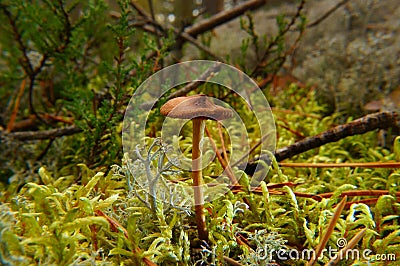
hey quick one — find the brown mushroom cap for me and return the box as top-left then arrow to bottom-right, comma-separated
160,94 -> 233,120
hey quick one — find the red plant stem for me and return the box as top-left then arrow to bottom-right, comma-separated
192,118 -> 209,242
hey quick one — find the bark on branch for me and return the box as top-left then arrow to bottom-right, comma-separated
185,0 -> 267,37
243,111 -> 399,174
3,126 -> 82,141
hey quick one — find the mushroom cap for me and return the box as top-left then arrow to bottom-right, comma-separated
160,94 -> 233,120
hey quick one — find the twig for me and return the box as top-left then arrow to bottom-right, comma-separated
217,122 -> 229,166
278,162 -> 400,168
205,126 -> 237,184
169,62 -> 221,99
140,62 -> 221,110
1,5 -> 50,125
275,111 -> 398,161
243,111 -> 398,174
185,0 -> 267,37
252,0 -> 305,76
36,138 -> 55,161
4,126 -> 82,141
129,1 -> 225,62
307,0 -> 351,28
277,120 -> 306,139
6,79 -> 26,132
231,132 -> 272,167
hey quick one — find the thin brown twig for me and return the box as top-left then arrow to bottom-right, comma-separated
278,162 -> 400,168
307,0 -> 351,28
4,126 -> 82,141
277,121 -> 306,139
217,122 -> 230,165
140,62 -> 222,110
129,0 -> 225,62
185,0 -> 267,37
205,126 -> 237,184
6,78 -> 26,132
271,107 -> 321,119
231,132 -> 272,167
36,138 -> 55,161
252,0 -> 305,76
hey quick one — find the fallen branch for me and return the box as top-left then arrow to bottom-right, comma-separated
129,1 -> 225,62
185,0 -> 267,37
4,126 -> 82,141
140,62 -> 221,110
243,111 -> 399,174
306,0 -> 350,28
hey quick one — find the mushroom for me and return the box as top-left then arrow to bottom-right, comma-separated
160,94 -> 233,241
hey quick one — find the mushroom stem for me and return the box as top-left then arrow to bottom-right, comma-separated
192,118 -> 208,242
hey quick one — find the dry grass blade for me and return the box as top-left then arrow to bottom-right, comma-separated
324,228 -> 367,266
307,196 -> 348,266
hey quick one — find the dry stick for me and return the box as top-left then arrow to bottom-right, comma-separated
140,62 -> 221,110
129,1 -> 225,62
307,196 -> 348,266
168,63 -> 221,99
6,78 -> 26,132
231,132 -> 272,167
5,126 -> 82,141
185,0 -> 267,37
325,228 -> 367,266
217,123 -> 229,162
243,111 -> 398,174
134,0 -> 266,63
147,0 -> 161,50
307,0 -> 351,28
279,162 -> 400,168
1,5 -> 50,126
205,126 -> 237,184
275,111 -> 398,161
217,122 -> 237,184
252,0 -> 305,76
271,107 -> 322,119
